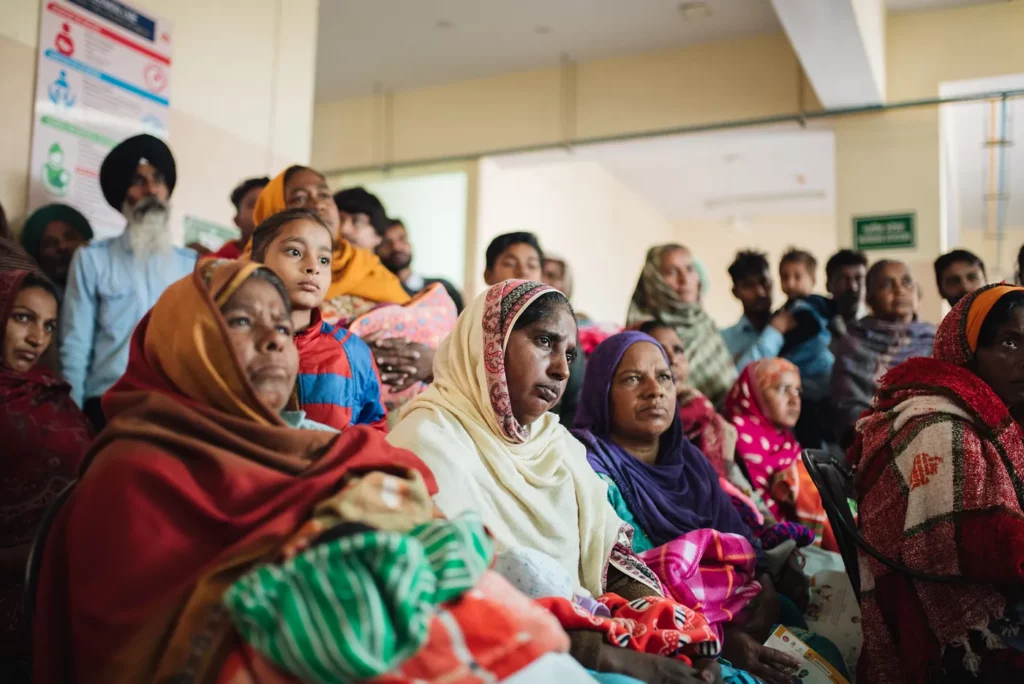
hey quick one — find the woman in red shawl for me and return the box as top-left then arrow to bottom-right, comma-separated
851,284 -> 1024,682
30,260 -> 439,683
0,269 -> 91,680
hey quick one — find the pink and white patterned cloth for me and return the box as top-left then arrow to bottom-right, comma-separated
345,282 -> 458,411
638,528 -> 762,643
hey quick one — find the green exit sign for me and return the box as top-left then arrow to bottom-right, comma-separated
853,212 -> 916,250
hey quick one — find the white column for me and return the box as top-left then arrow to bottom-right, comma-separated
772,0 -> 886,108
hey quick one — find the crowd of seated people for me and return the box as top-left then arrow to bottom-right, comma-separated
3,128 -> 1024,683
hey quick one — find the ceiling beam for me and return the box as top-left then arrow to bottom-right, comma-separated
771,0 -> 886,108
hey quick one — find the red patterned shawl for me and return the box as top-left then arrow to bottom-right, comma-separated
31,262 -> 438,684
676,388 -> 735,477
851,284 -> 1024,682
0,269 -> 91,544
539,592 -> 720,664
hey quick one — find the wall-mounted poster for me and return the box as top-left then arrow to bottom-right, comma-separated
27,0 -> 173,239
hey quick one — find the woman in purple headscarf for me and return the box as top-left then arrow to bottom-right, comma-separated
573,331 -> 758,553
572,331 -> 831,684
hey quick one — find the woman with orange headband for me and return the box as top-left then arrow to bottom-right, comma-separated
850,283 -> 1024,682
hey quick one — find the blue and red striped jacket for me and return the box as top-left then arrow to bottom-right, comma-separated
294,309 -> 387,433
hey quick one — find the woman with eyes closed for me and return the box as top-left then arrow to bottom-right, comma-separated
851,284 -> 1024,683
31,259 -> 436,683
0,269 -> 91,680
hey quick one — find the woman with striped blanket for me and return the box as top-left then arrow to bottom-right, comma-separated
31,260 -> 569,683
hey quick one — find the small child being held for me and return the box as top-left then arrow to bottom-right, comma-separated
776,249 -> 834,445
250,208 -> 387,433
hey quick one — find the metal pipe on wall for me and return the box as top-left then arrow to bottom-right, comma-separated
322,88 -> 1024,176
995,95 -> 1011,274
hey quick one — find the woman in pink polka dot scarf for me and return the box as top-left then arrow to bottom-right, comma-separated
723,358 -> 837,551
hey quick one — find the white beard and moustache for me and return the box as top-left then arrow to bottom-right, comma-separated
122,195 -> 171,262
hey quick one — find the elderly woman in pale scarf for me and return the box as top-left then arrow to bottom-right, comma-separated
830,259 -> 936,447
626,245 -> 737,406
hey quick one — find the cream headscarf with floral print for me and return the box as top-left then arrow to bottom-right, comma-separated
388,280 -> 626,596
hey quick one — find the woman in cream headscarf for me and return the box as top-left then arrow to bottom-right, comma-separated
388,280 -> 639,595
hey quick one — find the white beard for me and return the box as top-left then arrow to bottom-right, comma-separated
122,196 -> 171,263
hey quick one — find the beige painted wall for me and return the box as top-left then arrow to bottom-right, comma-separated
313,1 -> 1024,324
312,31 -> 812,174
959,228 -> 1024,285
677,215 -> 837,329
474,159 -> 836,328
475,158 -> 675,323
833,2 -> 1024,322
0,0 -> 318,243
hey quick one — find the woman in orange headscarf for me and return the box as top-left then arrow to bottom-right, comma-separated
252,166 -> 458,420
251,166 -> 410,320
31,259 -> 437,683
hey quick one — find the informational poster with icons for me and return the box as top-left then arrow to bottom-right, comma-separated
27,0 -> 173,239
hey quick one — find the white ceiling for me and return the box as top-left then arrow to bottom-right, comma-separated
315,0 -> 999,102
487,124 -> 836,221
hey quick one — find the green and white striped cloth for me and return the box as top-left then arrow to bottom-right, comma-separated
223,513 -> 493,683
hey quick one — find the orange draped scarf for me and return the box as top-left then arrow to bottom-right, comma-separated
31,260 -> 435,684
251,168 -> 410,305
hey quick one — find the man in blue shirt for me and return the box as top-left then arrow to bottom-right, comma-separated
720,250 -> 796,370
60,134 -> 196,429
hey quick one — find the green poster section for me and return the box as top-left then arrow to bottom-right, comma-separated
184,215 -> 238,250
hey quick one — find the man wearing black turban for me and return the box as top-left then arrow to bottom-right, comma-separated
98,133 -> 177,210
59,133 -> 196,430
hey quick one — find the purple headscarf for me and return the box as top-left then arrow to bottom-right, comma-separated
572,331 -> 756,549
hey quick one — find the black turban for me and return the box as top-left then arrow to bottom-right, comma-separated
99,134 -> 176,210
